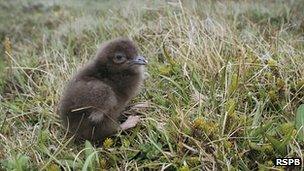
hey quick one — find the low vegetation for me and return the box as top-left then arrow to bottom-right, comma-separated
0,0 -> 303,170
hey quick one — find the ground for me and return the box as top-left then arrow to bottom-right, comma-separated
0,0 -> 304,170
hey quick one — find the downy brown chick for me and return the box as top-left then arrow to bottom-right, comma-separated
59,37 -> 147,142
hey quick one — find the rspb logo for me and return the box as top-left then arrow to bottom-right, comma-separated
275,158 -> 302,166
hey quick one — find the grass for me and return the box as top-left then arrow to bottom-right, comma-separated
0,0 -> 304,170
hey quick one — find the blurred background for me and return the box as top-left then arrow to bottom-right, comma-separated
0,0 -> 304,170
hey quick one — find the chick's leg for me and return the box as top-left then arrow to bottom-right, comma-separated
120,115 -> 140,130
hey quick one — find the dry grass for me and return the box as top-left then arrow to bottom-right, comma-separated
0,0 -> 304,170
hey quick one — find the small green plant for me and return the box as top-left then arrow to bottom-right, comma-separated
1,153 -> 31,171
82,141 -> 100,171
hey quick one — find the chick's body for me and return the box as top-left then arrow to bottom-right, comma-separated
59,38 -> 146,142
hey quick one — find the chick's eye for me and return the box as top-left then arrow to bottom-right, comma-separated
113,54 -> 126,63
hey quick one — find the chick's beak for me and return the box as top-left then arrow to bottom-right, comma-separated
131,55 -> 147,65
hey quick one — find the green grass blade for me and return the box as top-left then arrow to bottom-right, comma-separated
295,104 -> 304,141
